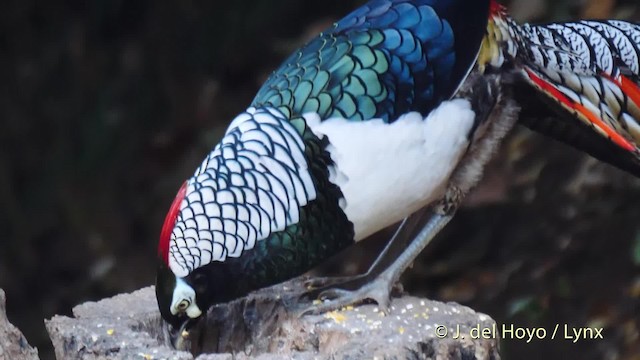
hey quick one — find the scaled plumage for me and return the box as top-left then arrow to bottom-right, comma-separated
483,2 -> 640,175
156,0 -> 640,342
157,0 -> 493,332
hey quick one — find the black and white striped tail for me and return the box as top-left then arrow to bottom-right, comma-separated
484,1 -> 640,175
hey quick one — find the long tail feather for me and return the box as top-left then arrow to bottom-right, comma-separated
484,2 -> 640,174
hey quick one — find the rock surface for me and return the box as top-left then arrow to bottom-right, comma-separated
46,283 -> 500,359
45,287 -> 192,360
0,289 -> 39,360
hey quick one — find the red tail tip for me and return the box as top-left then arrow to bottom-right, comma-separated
158,181 -> 188,265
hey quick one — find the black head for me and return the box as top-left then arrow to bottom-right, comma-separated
156,261 -> 187,328
156,260 -> 228,325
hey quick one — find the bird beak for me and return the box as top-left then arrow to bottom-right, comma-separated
169,319 -> 194,350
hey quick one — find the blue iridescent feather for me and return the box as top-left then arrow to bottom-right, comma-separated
253,0 -> 491,123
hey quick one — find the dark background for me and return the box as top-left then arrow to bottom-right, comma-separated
1,0 -> 639,359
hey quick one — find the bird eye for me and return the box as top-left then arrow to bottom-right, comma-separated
177,299 -> 190,311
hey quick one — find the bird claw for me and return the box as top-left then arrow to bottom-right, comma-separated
298,274 -> 368,304
302,274 -> 367,290
298,277 -> 395,317
316,288 -> 354,301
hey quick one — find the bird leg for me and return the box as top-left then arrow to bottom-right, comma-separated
301,197 -> 457,315
300,203 -> 436,295
299,73 -> 520,315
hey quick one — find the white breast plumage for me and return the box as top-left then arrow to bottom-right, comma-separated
306,99 -> 476,241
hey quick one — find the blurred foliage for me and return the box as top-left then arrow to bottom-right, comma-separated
0,0 -> 639,359
0,0 -> 364,357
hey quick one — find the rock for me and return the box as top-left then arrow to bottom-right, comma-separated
45,287 -> 192,360
0,289 -> 39,360
46,282 -> 500,359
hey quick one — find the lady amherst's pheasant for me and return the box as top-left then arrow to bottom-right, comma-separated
156,0 -> 640,339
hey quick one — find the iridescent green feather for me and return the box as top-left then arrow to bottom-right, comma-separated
253,28 -> 391,123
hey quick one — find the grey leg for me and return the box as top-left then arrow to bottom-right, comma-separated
301,210 -> 454,315
300,75 -> 519,316
302,214 -> 420,292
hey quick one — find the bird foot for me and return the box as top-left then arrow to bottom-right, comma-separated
302,274 -> 368,291
299,275 -> 398,316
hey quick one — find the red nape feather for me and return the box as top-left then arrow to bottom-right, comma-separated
158,181 -> 188,265
490,0 -> 506,15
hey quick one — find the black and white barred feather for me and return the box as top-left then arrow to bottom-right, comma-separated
487,3 -> 640,154
168,107 -> 316,277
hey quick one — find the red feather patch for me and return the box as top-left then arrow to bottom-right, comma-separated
525,68 -> 636,152
158,181 -> 188,265
490,0 -> 505,16
616,75 -> 640,112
